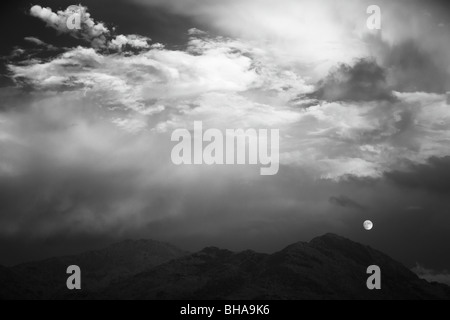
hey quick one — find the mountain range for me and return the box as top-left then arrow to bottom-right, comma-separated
1,234 -> 449,300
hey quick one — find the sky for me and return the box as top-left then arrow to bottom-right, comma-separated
0,0 -> 450,284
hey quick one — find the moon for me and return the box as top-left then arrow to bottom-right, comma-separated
364,220 -> 373,231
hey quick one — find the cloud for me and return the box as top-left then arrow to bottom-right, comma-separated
9,5 -> 450,184
23,37 -> 58,52
307,59 -> 396,102
132,0 -> 450,86
385,157 -> 450,194
329,196 -> 367,211
366,36 -> 450,94
29,5 -> 152,52
412,264 -> 450,286
0,94 -> 175,236
108,35 -> 151,51
30,5 -> 110,48
130,0 -> 380,80
385,41 -> 449,93
8,29 -> 312,132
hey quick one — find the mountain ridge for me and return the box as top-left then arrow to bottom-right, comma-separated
1,234 -> 449,300
100,233 -> 450,300
3,238 -> 188,299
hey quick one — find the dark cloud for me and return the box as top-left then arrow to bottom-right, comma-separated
366,35 -> 450,94
385,157 -> 450,193
329,195 -> 367,211
384,41 -> 449,93
307,58 -> 396,102
412,264 -> 450,286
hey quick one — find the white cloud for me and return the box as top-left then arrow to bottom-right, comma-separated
8,34 -> 307,128
7,4 -> 450,183
132,0 -> 450,85
109,34 -> 151,51
30,5 -> 110,48
132,0 -> 374,79
24,37 -> 46,46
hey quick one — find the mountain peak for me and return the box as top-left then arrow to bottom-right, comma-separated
311,233 -> 350,242
280,234 -> 349,252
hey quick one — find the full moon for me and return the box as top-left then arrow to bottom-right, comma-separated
364,220 -> 373,231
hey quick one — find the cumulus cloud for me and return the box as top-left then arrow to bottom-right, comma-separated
30,5 -> 110,48
7,4 -> 450,184
9,31 -> 450,183
8,29 -> 313,134
29,5 -> 151,51
108,35 -> 151,51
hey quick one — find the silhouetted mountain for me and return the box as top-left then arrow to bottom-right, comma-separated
3,239 -> 188,300
0,265 -> 38,300
103,234 -> 450,300
1,235 -> 449,300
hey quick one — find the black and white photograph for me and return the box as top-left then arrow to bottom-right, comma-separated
1,0 -> 450,303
